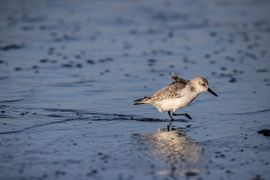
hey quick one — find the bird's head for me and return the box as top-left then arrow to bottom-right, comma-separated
190,76 -> 218,97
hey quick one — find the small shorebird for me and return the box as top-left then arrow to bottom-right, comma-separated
134,73 -> 218,121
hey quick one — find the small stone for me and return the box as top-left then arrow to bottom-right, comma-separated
185,171 -> 198,177
40,59 -> 48,63
76,63 -> 82,68
14,67 -> 22,71
258,129 -> 270,136
86,60 -> 95,64
209,32 -> 217,37
229,77 -> 236,83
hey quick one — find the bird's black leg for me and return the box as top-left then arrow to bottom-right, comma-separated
168,111 -> 174,121
172,113 -> 192,120
167,111 -> 174,131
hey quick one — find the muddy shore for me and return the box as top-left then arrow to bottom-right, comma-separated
0,0 -> 270,179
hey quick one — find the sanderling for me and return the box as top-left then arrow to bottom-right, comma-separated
134,73 -> 218,122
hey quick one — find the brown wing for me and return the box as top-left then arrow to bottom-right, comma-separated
150,80 -> 188,102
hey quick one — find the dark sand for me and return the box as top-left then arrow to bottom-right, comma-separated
0,0 -> 270,179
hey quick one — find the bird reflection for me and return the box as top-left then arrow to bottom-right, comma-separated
149,128 -> 200,164
134,127 -> 201,176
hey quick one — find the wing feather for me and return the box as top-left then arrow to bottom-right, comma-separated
150,80 -> 188,102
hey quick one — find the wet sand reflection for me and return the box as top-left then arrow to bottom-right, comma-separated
134,127 -> 201,177
150,129 -> 200,164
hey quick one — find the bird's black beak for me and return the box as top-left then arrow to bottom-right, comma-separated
208,88 -> 218,97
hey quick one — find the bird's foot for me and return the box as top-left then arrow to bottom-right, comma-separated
172,113 -> 192,120
184,113 -> 192,119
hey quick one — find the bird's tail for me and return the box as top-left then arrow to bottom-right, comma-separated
133,96 -> 151,105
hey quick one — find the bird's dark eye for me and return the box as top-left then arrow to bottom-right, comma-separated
202,83 -> 206,86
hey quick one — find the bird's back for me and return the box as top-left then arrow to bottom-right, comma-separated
149,80 -> 188,103
134,73 -> 189,106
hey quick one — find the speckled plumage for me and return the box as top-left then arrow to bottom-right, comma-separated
134,73 -> 218,119
147,78 -> 188,102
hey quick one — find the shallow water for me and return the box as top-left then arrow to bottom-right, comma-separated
0,0 -> 270,179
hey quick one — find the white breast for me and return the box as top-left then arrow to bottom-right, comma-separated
153,92 -> 198,112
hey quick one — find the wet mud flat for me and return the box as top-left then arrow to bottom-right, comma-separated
0,0 -> 270,179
